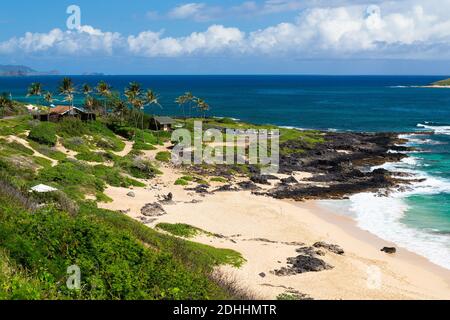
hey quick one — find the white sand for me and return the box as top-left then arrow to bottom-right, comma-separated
6,135 -> 58,166
99,163 -> 450,300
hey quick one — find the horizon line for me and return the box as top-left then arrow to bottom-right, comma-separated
2,74 -> 450,77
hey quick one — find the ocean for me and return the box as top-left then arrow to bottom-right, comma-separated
1,75 -> 449,269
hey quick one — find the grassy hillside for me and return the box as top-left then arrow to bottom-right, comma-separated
0,116 -> 244,300
0,113 -> 325,300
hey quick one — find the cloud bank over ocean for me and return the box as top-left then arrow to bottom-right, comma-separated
1,0 -> 450,60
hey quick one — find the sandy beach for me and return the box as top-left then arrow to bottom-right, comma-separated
99,155 -> 450,300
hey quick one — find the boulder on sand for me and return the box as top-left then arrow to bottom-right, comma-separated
313,242 -> 345,255
141,203 -> 167,217
280,176 -> 298,184
381,247 -> 397,254
250,175 -> 270,185
274,255 -> 333,276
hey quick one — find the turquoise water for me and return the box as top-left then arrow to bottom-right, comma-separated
1,75 -> 449,268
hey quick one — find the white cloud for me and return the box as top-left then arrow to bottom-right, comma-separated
0,25 -> 122,55
1,1 -> 450,60
247,1 -> 450,58
168,3 -> 212,21
128,25 -> 245,57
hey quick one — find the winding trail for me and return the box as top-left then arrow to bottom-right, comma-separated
6,135 -> 58,167
112,139 -> 134,157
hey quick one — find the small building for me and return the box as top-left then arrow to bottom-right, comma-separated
35,106 -> 96,122
150,116 -> 176,131
30,184 -> 58,193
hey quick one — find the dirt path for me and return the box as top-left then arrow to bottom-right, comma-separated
6,135 -> 58,166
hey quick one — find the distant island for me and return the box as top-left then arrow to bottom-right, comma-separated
0,64 -> 59,76
425,78 -> 450,88
82,72 -> 105,76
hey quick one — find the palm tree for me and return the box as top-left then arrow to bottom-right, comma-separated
124,82 -> 143,133
144,89 -> 162,131
196,98 -> 210,119
27,82 -> 43,106
0,93 -> 13,118
43,91 -> 54,106
82,83 -> 92,95
175,95 -> 188,120
58,77 -> 76,110
185,92 -> 196,118
84,95 -> 95,121
113,99 -> 128,125
96,81 -> 111,115
82,84 -> 94,120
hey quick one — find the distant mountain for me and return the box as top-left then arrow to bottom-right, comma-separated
0,65 -> 59,76
82,72 -> 105,76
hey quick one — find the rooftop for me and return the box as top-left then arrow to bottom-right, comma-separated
153,116 -> 175,125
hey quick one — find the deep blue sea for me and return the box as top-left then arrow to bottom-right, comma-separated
1,75 -> 449,268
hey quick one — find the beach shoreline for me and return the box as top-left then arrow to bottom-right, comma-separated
99,164 -> 450,300
308,200 -> 450,287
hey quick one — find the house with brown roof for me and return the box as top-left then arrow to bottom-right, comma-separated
35,106 -> 96,122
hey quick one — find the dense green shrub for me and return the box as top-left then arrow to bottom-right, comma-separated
91,165 -> 145,188
38,161 -> 105,199
156,223 -> 202,238
108,125 -> 136,140
62,137 -> 90,153
6,141 -> 34,155
0,199 -> 227,299
28,141 -> 67,161
175,178 -> 189,186
76,152 -> 105,163
0,116 -> 30,136
133,141 -> 157,151
32,156 -> 53,169
57,118 -> 88,137
155,151 -> 171,162
28,123 -> 57,146
116,155 -> 162,179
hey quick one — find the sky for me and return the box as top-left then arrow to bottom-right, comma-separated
0,0 -> 450,75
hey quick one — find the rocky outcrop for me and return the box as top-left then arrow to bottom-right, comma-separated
280,176 -> 298,185
273,244 -> 335,276
141,203 -> 167,217
237,181 -> 260,191
273,255 -> 333,276
313,242 -> 345,255
213,184 -> 239,192
381,247 -> 397,254
186,184 -> 210,194
186,131 -> 418,201
250,175 -> 270,185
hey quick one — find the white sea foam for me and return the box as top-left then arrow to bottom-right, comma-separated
350,135 -> 450,269
280,126 -> 309,131
349,192 -> 450,269
417,123 -> 450,135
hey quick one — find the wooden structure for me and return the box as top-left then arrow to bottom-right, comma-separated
34,106 -> 96,122
150,116 -> 176,131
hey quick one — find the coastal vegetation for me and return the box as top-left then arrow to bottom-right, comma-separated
156,223 -> 206,238
0,79 -> 240,300
0,77 -> 367,301
0,94 -> 27,118
0,113 -> 245,300
431,78 -> 450,86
